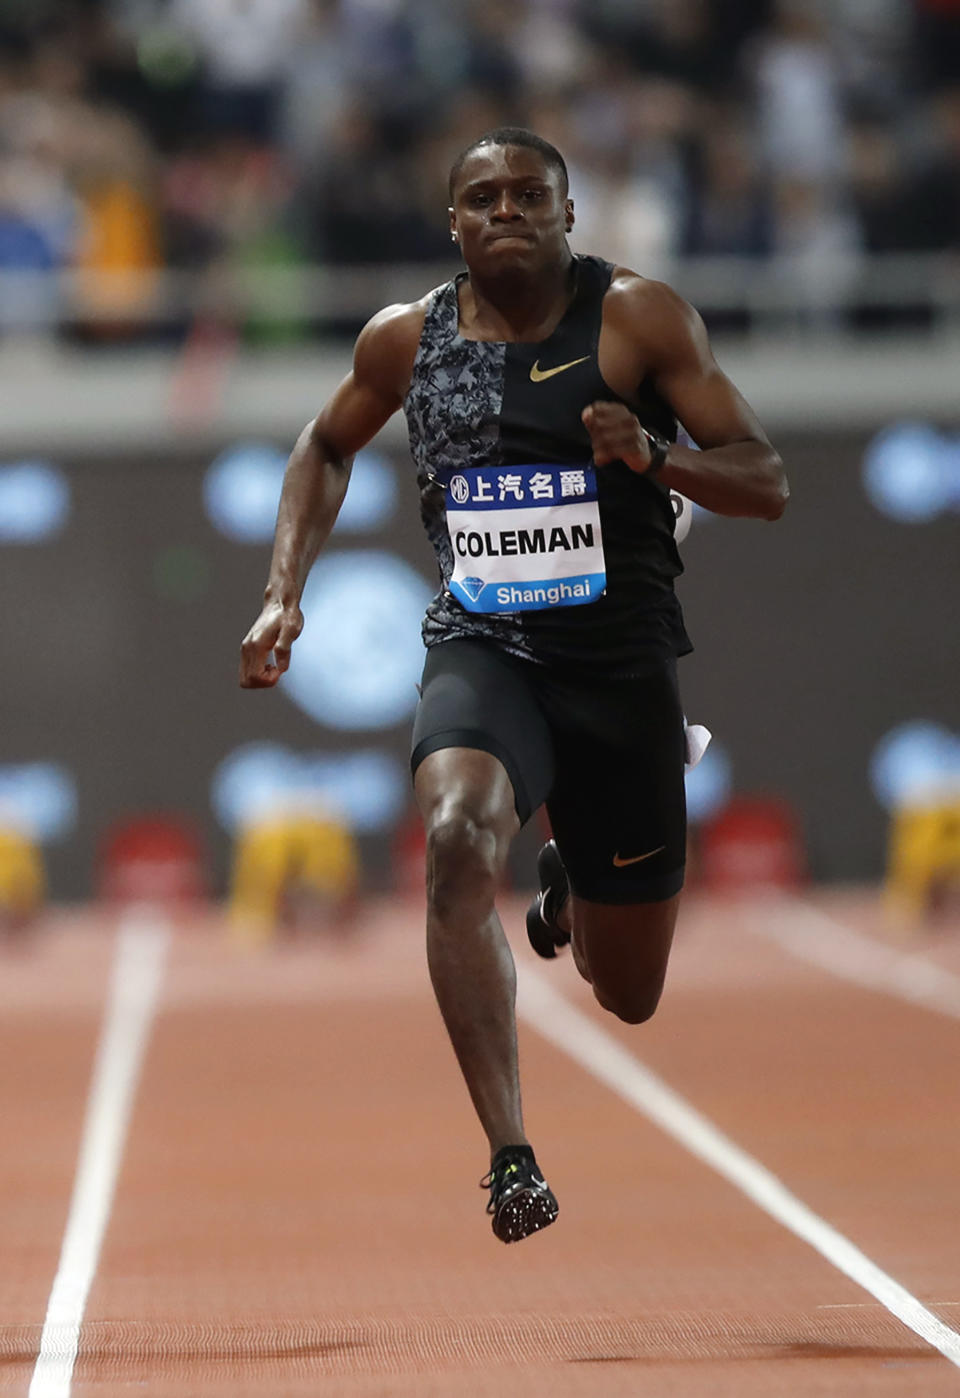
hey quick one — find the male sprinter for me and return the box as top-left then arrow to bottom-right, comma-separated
240,128 -> 788,1244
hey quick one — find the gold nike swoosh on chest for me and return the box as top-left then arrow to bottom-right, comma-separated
612,845 -> 666,867
529,355 -> 590,383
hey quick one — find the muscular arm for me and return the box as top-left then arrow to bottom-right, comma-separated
591,277 -> 789,520
239,303 -> 420,687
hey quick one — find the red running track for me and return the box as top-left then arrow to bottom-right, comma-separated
3,889 -> 960,1395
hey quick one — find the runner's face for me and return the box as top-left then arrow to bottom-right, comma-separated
449,145 -> 573,274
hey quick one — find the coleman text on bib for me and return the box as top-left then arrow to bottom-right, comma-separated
444,463 -> 607,613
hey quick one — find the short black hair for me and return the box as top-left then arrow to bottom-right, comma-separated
448,127 -> 569,202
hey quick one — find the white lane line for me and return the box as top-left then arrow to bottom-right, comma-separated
818,1302 -> 960,1310
745,897 -> 960,1021
29,909 -> 170,1398
517,966 -> 960,1369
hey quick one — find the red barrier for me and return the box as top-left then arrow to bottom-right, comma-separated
699,796 -> 806,891
99,815 -> 207,905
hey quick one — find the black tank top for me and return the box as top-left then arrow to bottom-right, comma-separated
403,254 -> 692,672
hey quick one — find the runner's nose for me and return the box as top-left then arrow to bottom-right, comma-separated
491,191 -> 522,221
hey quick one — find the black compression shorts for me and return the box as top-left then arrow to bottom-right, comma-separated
410,639 -> 686,904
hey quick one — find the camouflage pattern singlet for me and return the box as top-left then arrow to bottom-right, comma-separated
403,255 -> 692,673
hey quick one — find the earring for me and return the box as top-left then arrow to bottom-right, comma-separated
451,233 -> 458,243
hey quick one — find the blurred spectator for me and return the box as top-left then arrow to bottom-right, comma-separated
90,6 -> 204,154
831,0 -> 909,115
568,141 -> 679,280
513,4 -> 596,96
682,115 -> 772,256
163,132 -> 292,269
168,0 -> 311,141
847,116 -> 919,253
559,62 -> 695,276
748,4 -> 862,323
280,0 -> 361,177
913,0 -> 960,91
751,4 -> 845,182
162,130 -> 298,345
300,103 -> 411,265
70,105 -> 162,336
0,45 -> 80,333
459,0 -> 524,104
769,177 -> 861,325
907,87 -> 960,250
622,0 -> 722,93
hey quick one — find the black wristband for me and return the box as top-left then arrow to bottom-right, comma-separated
642,427 -> 670,478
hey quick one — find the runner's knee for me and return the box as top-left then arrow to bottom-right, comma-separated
592,974 -> 666,1025
425,809 -> 507,919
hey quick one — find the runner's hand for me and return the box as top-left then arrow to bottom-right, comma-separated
582,402 -> 653,473
239,600 -> 303,688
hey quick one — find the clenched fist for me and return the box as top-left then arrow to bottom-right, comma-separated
239,599 -> 303,688
582,401 -> 656,474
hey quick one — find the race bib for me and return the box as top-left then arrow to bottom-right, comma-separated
444,463 -> 607,614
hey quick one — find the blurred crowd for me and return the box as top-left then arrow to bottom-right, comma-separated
1,0 -> 959,338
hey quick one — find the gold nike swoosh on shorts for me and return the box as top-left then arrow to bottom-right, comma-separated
612,845 -> 666,867
529,355 -> 590,383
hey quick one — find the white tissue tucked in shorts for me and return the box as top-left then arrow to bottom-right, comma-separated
683,721 -> 711,771
671,491 -> 693,543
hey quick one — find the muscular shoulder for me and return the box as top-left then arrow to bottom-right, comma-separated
603,267 -> 710,372
353,294 -> 432,401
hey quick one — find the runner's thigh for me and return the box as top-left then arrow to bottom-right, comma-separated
544,659 -> 687,904
411,640 -> 555,825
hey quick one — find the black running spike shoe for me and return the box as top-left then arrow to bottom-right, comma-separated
480,1146 -> 559,1243
525,839 -> 571,959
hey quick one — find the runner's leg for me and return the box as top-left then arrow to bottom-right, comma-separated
414,746 -> 527,1154
571,894 -> 681,1022
541,659 -> 686,1012
411,641 -> 555,1152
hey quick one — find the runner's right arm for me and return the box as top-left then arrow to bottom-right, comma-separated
239,305 -> 420,689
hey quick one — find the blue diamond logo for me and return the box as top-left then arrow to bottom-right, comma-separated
459,576 -> 486,602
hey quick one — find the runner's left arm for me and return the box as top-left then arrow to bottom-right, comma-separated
585,281 -> 788,520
